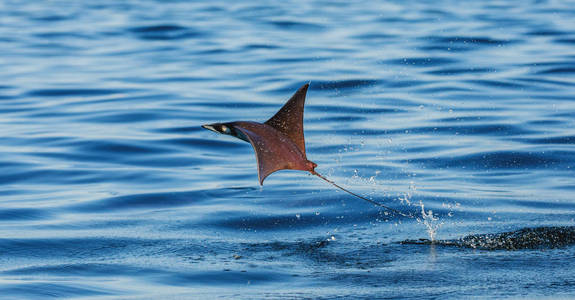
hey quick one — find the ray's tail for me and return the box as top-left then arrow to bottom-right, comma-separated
311,171 -> 414,218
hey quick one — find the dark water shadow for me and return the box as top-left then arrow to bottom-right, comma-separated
402,226 -> 575,250
129,24 -> 203,40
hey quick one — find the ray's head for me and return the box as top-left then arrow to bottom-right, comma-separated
202,123 -> 232,135
202,122 -> 249,142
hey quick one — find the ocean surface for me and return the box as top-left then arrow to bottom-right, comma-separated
1,1 -> 575,299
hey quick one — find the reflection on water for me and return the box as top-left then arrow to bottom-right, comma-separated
1,0 -> 574,298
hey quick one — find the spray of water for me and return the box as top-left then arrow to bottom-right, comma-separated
337,140 -> 451,240
417,200 -> 444,242
395,181 -> 446,241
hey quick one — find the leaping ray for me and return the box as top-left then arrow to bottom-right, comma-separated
202,83 -> 412,217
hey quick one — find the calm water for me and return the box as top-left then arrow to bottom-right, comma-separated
1,1 -> 575,299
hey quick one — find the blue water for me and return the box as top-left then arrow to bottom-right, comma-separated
1,1 -> 575,298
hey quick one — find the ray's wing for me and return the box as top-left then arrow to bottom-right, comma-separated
232,122 -> 310,185
264,83 -> 309,158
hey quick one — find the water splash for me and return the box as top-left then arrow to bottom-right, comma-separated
417,200 -> 443,242
396,181 -> 448,241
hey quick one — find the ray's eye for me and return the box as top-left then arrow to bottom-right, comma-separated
221,125 -> 231,134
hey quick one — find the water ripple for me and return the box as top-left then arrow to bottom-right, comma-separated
26,88 -> 133,97
129,24 -> 202,40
